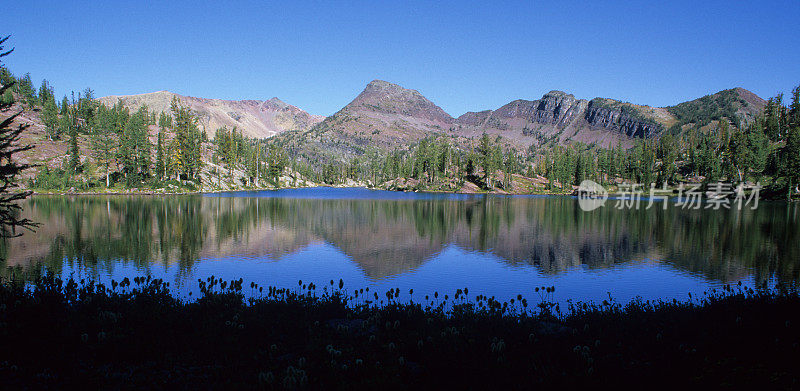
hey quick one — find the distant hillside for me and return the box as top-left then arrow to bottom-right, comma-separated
452,91 -> 668,148
273,81 -> 768,165
10,79 -> 772,192
99,91 -> 324,138
666,87 -> 766,132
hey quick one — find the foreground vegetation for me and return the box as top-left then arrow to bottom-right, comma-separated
0,274 -> 797,389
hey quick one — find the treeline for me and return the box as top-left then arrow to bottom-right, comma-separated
5,62 -> 800,197
303,133 -> 521,191
29,93 -> 207,190
529,85 -> 800,198
1,65 -> 296,191
290,84 -> 800,196
302,82 -> 799,196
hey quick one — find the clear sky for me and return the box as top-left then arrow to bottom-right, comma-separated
4,0 -> 799,116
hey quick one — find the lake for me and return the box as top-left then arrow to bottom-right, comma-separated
2,187 -> 798,306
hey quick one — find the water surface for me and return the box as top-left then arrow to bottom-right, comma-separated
2,187 -> 797,305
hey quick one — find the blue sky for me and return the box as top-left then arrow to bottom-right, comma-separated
4,0 -> 799,116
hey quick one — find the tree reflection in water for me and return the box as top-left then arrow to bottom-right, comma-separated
1,190 -> 797,287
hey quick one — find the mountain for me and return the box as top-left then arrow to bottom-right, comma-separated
347,79 -> 453,124
665,87 -> 766,132
312,80 -> 453,144
98,91 -> 324,138
272,80 -> 460,162
274,81 -> 767,165
12,81 -> 769,188
452,91 -> 670,147
453,88 -> 766,147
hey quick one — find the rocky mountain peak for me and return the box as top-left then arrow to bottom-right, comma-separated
345,80 -> 453,123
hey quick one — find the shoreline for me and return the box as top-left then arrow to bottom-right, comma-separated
30,185 -> 574,197
29,187 -> 784,201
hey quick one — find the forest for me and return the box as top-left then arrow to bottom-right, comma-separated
2,64 -> 799,199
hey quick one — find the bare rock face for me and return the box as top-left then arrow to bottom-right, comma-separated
99,91 -> 324,138
346,80 -> 454,124
490,91 -> 586,127
584,101 -> 662,138
453,91 -> 666,147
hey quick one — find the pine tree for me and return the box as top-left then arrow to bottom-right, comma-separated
477,133 -> 492,188
0,35 -> 36,237
267,144 -> 286,184
119,116 -> 136,181
38,79 -> 54,108
16,73 -> 36,106
783,126 -> 800,200
789,85 -> 800,129
764,97 -> 782,141
41,98 -> 59,139
68,118 -> 80,172
157,112 -> 171,180
133,107 -> 151,178
90,105 -> 118,187
156,125 -> 165,181
60,95 -> 69,116
170,97 -> 200,181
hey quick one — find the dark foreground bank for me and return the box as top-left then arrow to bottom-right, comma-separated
0,275 -> 798,390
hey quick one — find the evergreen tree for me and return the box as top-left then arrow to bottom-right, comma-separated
789,85 -> 800,130
744,124 -> 768,182
156,124 -> 165,181
783,126 -> 800,199
0,35 -> 36,237
656,133 -> 677,184
267,144 -> 286,184
68,117 -> 80,172
38,79 -> 54,108
78,87 -> 96,123
170,97 -> 202,181
90,105 -> 118,187
477,133 -> 493,188
133,107 -> 151,178
157,112 -> 171,180
60,95 -> 69,116
41,98 -> 59,139
16,72 -> 36,106
764,97 -> 782,141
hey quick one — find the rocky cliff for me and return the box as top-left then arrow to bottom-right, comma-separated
454,91 -> 665,147
583,99 -> 662,138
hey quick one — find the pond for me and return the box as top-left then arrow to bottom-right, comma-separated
1,187 -> 798,306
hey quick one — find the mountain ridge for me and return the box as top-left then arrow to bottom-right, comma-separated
282,80 -> 767,163
98,91 -> 325,138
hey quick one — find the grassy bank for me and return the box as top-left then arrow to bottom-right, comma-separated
1,275 -> 798,389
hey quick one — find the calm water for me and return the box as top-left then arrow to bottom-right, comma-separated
1,187 -> 798,305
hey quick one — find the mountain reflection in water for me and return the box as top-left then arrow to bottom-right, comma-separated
2,188 -> 797,303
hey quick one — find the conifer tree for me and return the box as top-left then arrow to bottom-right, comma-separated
16,73 -> 36,106
41,98 -> 59,139
477,133 -> 492,188
60,95 -> 68,116
90,105 -> 118,187
68,118 -> 79,172
170,97 -> 202,181
783,126 -> 800,200
0,35 -> 36,237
